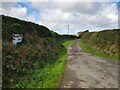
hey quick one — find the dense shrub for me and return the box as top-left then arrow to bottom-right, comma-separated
2,15 -> 73,88
80,29 -> 120,57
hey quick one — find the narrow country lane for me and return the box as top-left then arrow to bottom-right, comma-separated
59,40 -> 118,88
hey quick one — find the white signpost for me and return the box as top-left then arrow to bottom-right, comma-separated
12,34 -> 23,46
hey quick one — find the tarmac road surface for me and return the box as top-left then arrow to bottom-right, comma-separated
58,40 -> 118,88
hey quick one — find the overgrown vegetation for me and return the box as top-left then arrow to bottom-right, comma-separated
80,40 -> 118,60
78,30 -> 120,61
0,39 -> 1,89
14,40 -> 73,88
2,15 -> 74,88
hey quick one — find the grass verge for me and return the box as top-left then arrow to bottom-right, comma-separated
79,40 -> 118,61
15,40 -> 74,88
62,40 -> 74,48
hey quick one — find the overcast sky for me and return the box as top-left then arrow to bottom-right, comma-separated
0,0 -> 119,34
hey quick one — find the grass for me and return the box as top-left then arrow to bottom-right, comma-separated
62,40 -> 74,48
16,55 -> 66,88
79,40 -> 118,61
15,40 -> 74,88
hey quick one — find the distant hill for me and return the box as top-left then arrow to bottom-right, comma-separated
77,29 -> 120,60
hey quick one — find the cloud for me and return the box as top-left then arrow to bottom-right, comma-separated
32,2 -> 118,34
25,14 -> 35,22
1,0 -> 114,2
10,6 -> 27,18
1,1 -> 118,34
1,2 -> 36,22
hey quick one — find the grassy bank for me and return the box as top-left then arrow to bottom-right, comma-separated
80,40 -> 118,61
15,54 -> 66,88
62,40 -> 74,48
78,30 -> 119,61
15,40 -> 73,88
2,15 -> 75,88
